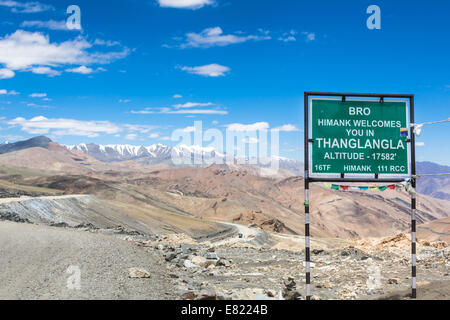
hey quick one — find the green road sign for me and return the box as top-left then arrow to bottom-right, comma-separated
310,98 -> 410,177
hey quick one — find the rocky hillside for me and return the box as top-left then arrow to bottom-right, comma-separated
0,136 -> 52,154
66,141 -> 303,176
0,194 -> 233,240
0,136 -> 448,241
128,228 -> 450,300
417,161 -> 450,200
8,165 -> 447,240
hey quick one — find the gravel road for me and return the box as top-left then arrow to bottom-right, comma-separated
0,221 -> 176,300
212,222 -> 263,246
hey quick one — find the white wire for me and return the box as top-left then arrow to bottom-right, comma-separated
414,173 -> 450,177
412,119 -> 450,126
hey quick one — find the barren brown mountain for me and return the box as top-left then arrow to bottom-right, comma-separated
0,138 -> 449,241
416,217 -> 450,242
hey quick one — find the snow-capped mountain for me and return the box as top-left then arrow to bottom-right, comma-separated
66,143 -> 225,163
66,142 -> 303,176
67,143 -> 148,162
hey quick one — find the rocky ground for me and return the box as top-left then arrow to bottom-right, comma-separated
1,218 -> 448,300
0,221 -> 176,300
125,230 -> 450,300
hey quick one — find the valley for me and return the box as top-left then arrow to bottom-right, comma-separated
0,136 -> 449,300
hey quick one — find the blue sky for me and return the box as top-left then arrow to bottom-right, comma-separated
0,0 -> 449,164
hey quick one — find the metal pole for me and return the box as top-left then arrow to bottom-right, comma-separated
410,95 -> 417,299
304,92 -> 311,300
411,180 -> 417,299
305,178 -> 311,300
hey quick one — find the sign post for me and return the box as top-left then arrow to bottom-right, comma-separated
304,92 -> 416,300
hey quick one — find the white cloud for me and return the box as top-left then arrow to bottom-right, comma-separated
226,122 -> 270,132
130,110 -> 153,115
26,102 -> 51,109
272,124 -> 300,132
173,94 -> 183,99
182,27 -> 270,48
0,68 -> 15,79
131,107 -> 227,115
302,32 -> 316,42
30,66 -> 61,76
416,142 -> 425,147
0,30 -> 129,76
7,116 -> 122,137
180,63 -> 230,77
21,20 -> 68,31
157,0 -> 214,10
278,36 -> 296,42
278,30 -> 315,43
278,30 -> 297,42
66,66 -> 107,74
0,89 -> 19,95
93,39 -> 120,47
173,102 -> 213,109
168,109 -> 227,115
0,1 -> 54,13
125,133 -> 138,141
181,126 -> 196,133
119,99 -> 131,103
66,66 -> 94,74
3,118 -> 161,139
242,137 -> 259,144
0,134 -> 25,142
149,132 -> 160,139
29,93 -> 46,98
123,124 -> 157,133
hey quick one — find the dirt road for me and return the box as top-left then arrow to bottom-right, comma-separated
0,221 -> 176,300
0,194 -> 88,204
212,222 -> 268,246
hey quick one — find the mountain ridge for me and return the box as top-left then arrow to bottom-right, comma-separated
0,136 -> 52,154
0,136 -> 449,240
1,137 -> 449,200
65,141 -> 302,176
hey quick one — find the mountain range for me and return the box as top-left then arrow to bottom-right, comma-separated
65,141 -> 303,176
416,162 -> 450,201
0,136 -> 449,240
66,142 -> 220,163
65,141 -> 450,200
0,136 -> 52,154
0,136 -> 449,200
